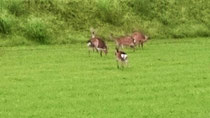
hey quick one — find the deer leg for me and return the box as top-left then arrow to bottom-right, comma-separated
125,60 -> 128,67
141,43 -> 143,49
121,45 -> 124,49
100,51 -> 102,57
121,62 -> 124,69
88,50 -> 90,56
130,45 -> 135,52
116,61 -> 119,69
96,48 -> 99,53
88,47 -> 92,56
104,50 -> 107,56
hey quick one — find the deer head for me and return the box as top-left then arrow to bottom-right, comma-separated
144,35 -> 149,42
90,27 -> 97,38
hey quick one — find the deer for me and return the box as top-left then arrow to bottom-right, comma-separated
115,48 -> 128,69
87,28 -> 108,56
110,33 -> 135,51
131,32 -> 149,49
87,31 -> 98,53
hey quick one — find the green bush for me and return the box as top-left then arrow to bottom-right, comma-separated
7,0 -> 27,16
96,0 -> 126,26
0,12 -> 14,35
0,35 -> 30,47
0,0 -> 210,46
171,23 -> 210,38
22,0 -> 210,39
0,18 -> 11,34
25,18 -> 49,44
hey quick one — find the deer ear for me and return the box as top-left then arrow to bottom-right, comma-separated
90,27 -> 95,33
145,35 -> 148,39
110,33 -> 113,39
115,47 -> 118,51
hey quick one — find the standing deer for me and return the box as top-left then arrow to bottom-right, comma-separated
115,48 -> 128,69
131,32 -> 148,49
87,30 -> 97,53
87,28 -> 108,56
110,33 -> 135,51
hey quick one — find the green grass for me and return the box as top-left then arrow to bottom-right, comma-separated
0,38 -> 210,118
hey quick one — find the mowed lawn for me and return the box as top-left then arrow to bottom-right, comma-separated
0,38 -> 210,118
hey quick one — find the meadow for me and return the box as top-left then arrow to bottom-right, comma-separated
0,38 -> 210,118
0,0 -> 210,117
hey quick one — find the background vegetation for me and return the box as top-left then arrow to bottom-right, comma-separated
0,0 -> 209,46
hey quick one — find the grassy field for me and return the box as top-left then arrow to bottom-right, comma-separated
0,38 -> 210,118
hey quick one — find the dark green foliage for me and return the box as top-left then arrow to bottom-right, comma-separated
0,0 -> 209,46
0,18 -> 10,34
25,18 -> 49,44
127,0 -> 154,19
0,13 -> 13,34
7,0 -> 27,16
96,0 -> 125,26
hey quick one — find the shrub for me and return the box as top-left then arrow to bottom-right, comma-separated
0,0 -> 210,46
0,18 -> 11,34
127,0 -> 154,19
7,0 -> 27,16
171,23 -> 210,38
96,0 -> 126,26
25,18 -> 49,44
0,35 -> 30,47
0,12 -> 14,35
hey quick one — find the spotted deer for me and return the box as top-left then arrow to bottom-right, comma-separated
87,28 -> 108,56
110,33 -> 135,51
115,48 -> 128,69
131,32 -> 148,49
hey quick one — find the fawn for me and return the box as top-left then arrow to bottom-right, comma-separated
115,48 -> 128,69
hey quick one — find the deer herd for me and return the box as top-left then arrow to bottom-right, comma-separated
87,28 -> 149,69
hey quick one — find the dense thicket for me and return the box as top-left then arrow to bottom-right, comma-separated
0,0 -> 209,46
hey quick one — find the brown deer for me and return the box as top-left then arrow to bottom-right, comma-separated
131,32 -> 148,49
115,48 -> 128,69
87,30 -> 97,53
110,33 -> 135,51
87,28 -> 108,56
